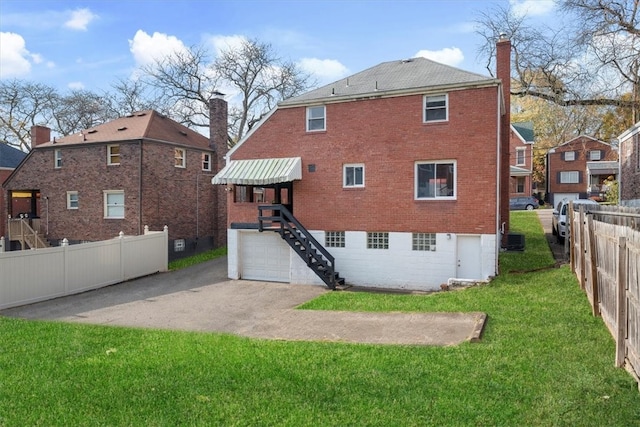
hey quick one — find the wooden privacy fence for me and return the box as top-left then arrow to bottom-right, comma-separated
569,204 -> 640,389
0,226 -> 168,310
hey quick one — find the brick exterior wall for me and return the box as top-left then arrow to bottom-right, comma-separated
229,88 -> 501,235
620,129 -> 640,202
4,141 -> 217,245
509,127 -> 533,198
209,97 -> 229,248
0,169 -> 11,238
547,136 -> 617,198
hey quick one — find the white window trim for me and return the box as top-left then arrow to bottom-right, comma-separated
107,144 -> 120,166
423,94 -> 448,123
516,147 -> 526,166
202,152 -> 212,171
103,190 -> 125,219
175,148 -> 186,168
560,171 -> 579,184
343,163 -> 365,188
54,149 -> 62,169
306,106 -> 326,132
564,151 -> 575,161
66,191 -> 78,210
414,160 -> 457,200
589,150 -> 601,161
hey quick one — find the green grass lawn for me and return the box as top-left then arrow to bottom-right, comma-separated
1,212 -> 639,426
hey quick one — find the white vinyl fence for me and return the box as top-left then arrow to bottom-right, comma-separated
0,226 -> 168,310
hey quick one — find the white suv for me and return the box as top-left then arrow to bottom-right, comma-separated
552,198 -> 598,242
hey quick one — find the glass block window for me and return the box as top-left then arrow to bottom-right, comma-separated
367,232 -> 389,249
412,233 -> 436,251
325,231 -> 345,248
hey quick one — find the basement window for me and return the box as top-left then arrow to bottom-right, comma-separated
325,231 -> 345,248
412,233 -> 436,251
367,232 -> 389,249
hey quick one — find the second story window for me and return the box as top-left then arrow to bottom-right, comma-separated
564,151 -> 575,161
175,148 -> 186,168
516,148 -> 526,166
306,106 -> 326,132
107,145 -> 120,165
67,191 -> 79,209
54,149 -> 62,168
424,94 -> 448,122
343,164 -> 364,187
202,153 -> 212,171
589,150 -> 601,160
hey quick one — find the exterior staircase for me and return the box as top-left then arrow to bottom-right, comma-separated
8,218 -> 51,249
258,204 -> 345,290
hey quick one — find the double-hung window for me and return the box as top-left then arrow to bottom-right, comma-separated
104,190 -> 125,219
424,94 -> 447,122
589,150 -> 601,161
343,164 -> 364,187
564,151 -> 575,161
107,144 -> 120,165
415,161 -> 456,199
202,153 -> 212,171
306,106 -> 326,132
516,147 -> 526,166
559,171 -> 579,184
67,191 -> 79,209
54,149 -> 62,168
175,148 -> 186,168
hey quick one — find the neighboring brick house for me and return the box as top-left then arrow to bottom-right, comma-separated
509,121 -> 534,199
618,121 -> 640,207
0,144 -> 28,240
546,135 -> 618,206
212,37 -> 512,291
2,99 -> 228,258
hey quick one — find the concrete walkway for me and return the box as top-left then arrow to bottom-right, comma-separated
1,256 -> 486,346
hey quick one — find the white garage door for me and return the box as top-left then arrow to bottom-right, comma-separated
553,193 -> 579,206
240,231 -> 291,282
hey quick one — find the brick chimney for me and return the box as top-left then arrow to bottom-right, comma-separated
209,93 -> 229,248
31,125 -> 51,147
496,33 -> 511,247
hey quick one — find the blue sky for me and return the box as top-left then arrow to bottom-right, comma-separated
0,0 -> 556,94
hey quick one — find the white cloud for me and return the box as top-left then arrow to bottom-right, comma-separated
299,58 -> 349,84
129,30 -> 189,67
510,0 -> 555,18
68,81 -> 85,90
64,8 -> 98,31
414,47 -> 464,67
207,34 -> 247,56
0,32 -> 34,78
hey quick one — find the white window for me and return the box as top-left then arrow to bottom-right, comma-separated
202,153 -> 212,171
54,149 -> 62,168
415,161 -> 456,199
367,232 -> 389,249
175,148 -> 186,168
104,190 -> 125,219
67,191 -> 78,210
589,150 -> 601,160
107,144 -> 120,165
412,233 -> 436,251
560,171 -> 579,184
564,151 -> 575,161
306,106 -> 326,132
424,94 -> 448,122
343,164 -> 364,187
516,147 -> 526,166
325,231 -> 345,248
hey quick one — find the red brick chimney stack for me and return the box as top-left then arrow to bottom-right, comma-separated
209,93 -> 229,248
30,125 -> 51,147
496,33 -> 511,247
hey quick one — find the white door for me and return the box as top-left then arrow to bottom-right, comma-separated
240,231 -> 290,282
456,235 -> 482,279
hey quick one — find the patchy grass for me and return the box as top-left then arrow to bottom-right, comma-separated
168,246 -> 227,271
1,213 -> 639,426
500,211 -> 556,273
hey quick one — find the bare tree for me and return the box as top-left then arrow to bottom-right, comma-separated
104,77 -> 165,118
140,38 -> 312,145
476,0 -> 639,122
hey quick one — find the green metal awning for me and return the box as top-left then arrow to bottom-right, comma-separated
211,157 -> 302,186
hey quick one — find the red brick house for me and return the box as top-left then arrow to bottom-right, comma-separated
546,135 -> 618,206
509,122 -> 534,199
0,144 -> 28,240
2,99 -> 228,258
618,121 -> 640,207
211,38 -> 512,291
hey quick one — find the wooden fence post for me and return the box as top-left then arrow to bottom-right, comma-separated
616,236 -> 627,368
579,205 -> 587,290
587,215 -> 600,316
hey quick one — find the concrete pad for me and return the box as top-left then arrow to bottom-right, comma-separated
1,258 -> 486,346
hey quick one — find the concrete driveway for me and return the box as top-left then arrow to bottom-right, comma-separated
1,256 -> 486,346
536,208 -> 567,263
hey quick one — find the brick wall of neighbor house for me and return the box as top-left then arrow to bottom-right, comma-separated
229,87 -> 500,234
620,130 -> 640,203
0,169 -> 11,238
548,136 -> 617,196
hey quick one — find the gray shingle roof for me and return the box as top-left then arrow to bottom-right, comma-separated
0,144 -> 27,168
280,57 -> 496,106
